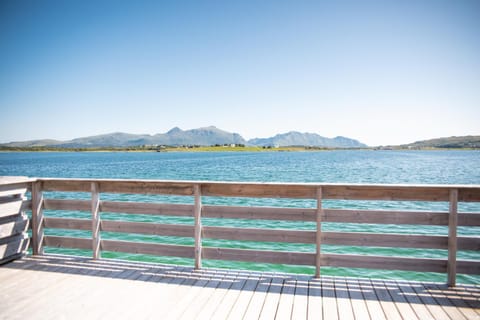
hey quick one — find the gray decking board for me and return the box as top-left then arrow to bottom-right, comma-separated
1,254 -> 479,320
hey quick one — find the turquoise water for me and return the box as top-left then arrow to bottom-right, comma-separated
1,150 -> 479,283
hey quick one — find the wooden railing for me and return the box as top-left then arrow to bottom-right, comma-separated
2,177 -> 480,286
0,177 -> 32,264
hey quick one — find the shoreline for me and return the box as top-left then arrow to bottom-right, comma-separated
0,146 -> 478,153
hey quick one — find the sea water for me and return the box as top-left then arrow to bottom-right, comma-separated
1,150 -> 479,283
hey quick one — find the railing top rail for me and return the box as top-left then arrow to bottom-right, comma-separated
29,177 -> 480,202
2,176 -> 480,201
0,176 -> 36,186
33,177 -> 480,189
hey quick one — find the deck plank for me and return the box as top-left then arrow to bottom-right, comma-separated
397,280 -> 435,320
435,285 -> 480,320
321,276 -> 339,320
291,275 -> 309,319
179,270 -> 224,320
209,271 -> 250,319
242,273 -> 272,319
258,273 -> 285,319
334,277 -> 355,320
411,281 -> 451,320
1,254 -> 479,320
307,278 -> 323,320
273,276 -> 296,320
174,269 -> 220,320
347,277 -> 371,319
429,284 -> 476,320
370,279 -> 403,320
358,278 -> 387,320
193,270 -> 240,319
387,280 -> 420,320
225,273 -> 260,320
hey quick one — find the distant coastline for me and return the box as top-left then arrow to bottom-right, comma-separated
0,145 -> 351,153
0,145 -> 478,153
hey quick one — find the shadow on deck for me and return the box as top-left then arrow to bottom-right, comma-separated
4,254 -> 479,310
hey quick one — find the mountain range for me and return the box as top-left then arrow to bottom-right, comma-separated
1,126 -> 367,148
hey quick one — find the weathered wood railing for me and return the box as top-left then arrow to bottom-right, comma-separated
1,177 -> 479,286
0,177 -> 32,264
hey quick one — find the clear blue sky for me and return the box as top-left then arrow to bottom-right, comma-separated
1,0 -> 479,146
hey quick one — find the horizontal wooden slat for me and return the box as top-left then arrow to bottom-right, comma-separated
203,205 -> 315,221
321,253 -> 447,273
202,183 -> 317,199
203,226 -> 315,243
0,195 -> 25,204
322,185 -> 452,202
202,182 -> 480,201
44,236 -> 92,250
0,188 -> 27,198
44,217 -> 91,230
44,199 -> 194,217
324,209 -> 449,225
458,237 -> 480,251
457,260 -> 480,275
0,215 -> 29,238
41,179 -> 194,195
326,210 -> 480,226
0,234 -> 29,261
323,232 -> 480,251
458,213 -> 480,226
0,198 -> 29,219
44,199 -> 90,211
98,181 -> 194,196
101,201 -> 194,216
458,188 -> 480,202
41,180 -> 91,192
203,247 -> 315,265
322,232 -> 449,249
0,233 -> 28,245
101,239 -> 194,258
0,177 -> 33,185
101,220 -> 194,237
0,180 -> 31,197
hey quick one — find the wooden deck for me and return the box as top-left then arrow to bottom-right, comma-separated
1,254 -> 479,319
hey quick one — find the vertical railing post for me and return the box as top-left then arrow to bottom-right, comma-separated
91,182 -> 101,260
315,186 -> 323,278
447,188 -> 458,287
31,181 -> 44,255
194,184 -> 202,269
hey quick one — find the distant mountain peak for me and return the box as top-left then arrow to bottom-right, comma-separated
167,127 -> 183,134
248,131 -> 367,148
196,125 -> 222,132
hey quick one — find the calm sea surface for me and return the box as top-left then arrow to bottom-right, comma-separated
1,150 -> 479,283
